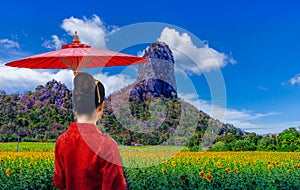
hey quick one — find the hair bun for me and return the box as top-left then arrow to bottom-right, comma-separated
73,72 -> 105,115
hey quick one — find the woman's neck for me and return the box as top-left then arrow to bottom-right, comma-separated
76,114 -> 97,124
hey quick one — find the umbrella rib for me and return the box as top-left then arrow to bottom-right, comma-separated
87,56 -> 107,68
10,59 -> 36,68
59,57 -> 74,70
23,59 -> 44,68
8,57 -> 63,69
37,57 -> 59,69
109,56 -> 125,66
46,57 -> 67,69
88,56 -> 143,68
110,56 -> 139,66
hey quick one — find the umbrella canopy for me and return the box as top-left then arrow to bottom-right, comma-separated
5,31 -> 149,72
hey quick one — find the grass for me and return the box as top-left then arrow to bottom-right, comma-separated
0,142 -> 55,152
0,142 -> 188,152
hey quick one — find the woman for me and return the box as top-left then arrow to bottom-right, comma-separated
53,72 -> 126,190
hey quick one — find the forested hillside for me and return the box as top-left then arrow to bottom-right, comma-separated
0,79 -> 243,147
0,79 -> 299,151
0,80 -> 73,142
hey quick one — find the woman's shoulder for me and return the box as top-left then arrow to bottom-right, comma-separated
101,134 -> 118,147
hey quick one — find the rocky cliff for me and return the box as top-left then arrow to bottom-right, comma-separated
102,42 -> 245,146
138,42 -> 176,90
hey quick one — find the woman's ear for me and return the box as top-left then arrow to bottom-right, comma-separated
96,103 -> 104,120
74,112 -> 78,121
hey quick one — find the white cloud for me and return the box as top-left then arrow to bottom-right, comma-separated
61,14 -> 113,49
158,27 -> 236,75
42,14 -> 117,50
258,85 -> 268,91
42,35 -> 65,50
223,108 -> 279,123
0,63 -> 74,93
0,39 -> 20,49
179,93 -> 281,134
287,74 -> 300,85
93,73 -> 135,95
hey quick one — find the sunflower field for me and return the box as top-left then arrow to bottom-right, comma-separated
0,143 -> 300,189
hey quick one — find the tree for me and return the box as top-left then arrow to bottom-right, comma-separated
231,139 -> 256,151
209,142 -> 228,151
277,128 -> 300,151
258,135 -> 277,151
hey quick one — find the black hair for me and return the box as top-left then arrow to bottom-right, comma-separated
73,72 -> 105,115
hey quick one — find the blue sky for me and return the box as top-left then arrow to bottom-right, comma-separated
0,0 -> 300,134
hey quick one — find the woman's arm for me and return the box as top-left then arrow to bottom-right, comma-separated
53,141 -> 66,190
100,141 -> 126,190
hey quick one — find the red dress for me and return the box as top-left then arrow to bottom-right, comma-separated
53,122 -> 127,190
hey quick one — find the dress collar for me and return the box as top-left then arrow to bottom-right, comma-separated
70,122 -> 102,134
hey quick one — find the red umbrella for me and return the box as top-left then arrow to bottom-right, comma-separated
5,31 -> 149,72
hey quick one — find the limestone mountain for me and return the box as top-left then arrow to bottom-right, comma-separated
102,42 -> 245,147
